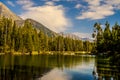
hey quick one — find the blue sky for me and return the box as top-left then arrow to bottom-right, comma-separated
1,0 -> 120,38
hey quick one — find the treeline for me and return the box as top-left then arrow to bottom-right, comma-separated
93,21 -> 120,55
0,17 -> 93,54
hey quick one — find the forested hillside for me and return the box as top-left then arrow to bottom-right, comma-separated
0,17 -> 93,54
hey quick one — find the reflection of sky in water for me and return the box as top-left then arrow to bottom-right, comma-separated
65,64 -> 94,80
72,60 -> 95,74
37,64 -> 94,80
37,57 -> 95,80
64,59 -> 95,80
37,68 -> 71,80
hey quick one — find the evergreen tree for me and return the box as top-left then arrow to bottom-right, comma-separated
93,21 -> 120,55
11,21 -> 18,52
103,21 -> 112,52
23,21 -> 33,54
32,29 -> 39,51
0,17 -> 94,54
0,17 -> 4,52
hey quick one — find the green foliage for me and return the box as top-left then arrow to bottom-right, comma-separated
93,21 -> 120,55
0,17 -> 93,54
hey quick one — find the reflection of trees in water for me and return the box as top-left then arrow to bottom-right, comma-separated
96,58 -> 120,80
0,55 -> 95,80
0,66 -> 52,80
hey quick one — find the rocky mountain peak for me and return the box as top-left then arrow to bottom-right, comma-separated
0,2 -> 56,37
0,2 -> 22,21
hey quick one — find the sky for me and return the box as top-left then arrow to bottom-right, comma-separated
1,0 -> 120,39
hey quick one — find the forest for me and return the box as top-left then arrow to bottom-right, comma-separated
93,21 -> 120,66
0,17 -> 93,54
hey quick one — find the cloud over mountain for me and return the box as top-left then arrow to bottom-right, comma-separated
17,0 -> 72,32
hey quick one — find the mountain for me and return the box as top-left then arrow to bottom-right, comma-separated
15,19 -> 57,37
0,2 -> 56,37
26,19 -> 57,37
59,33 -> 93,42
0,2 -> 22,21
0,2 -> 92,40
59,33 -> 81,40
81,38 -> 94,42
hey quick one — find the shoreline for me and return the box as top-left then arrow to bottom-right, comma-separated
0,51 -> 92,55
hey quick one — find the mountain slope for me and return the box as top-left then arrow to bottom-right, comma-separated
26,19 -> 57,37
59,33 -> 81,40
59,33 -> 93,41
0,2 -> 56,37
0,2 -> 22,21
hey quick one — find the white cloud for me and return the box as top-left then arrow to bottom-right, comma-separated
17,1 -> 71,32
76,5 -> 114,20
105,0 -> 120,9
66,0 -> 77,2
76,0 -> 120,20
75,4 -> 81,9
16,0 -> 34,10
52,0 -> 60,2
73,32 -> 92,39
45,1 -> 54,6
85,0 -> 100,6
7,1 -> 15,7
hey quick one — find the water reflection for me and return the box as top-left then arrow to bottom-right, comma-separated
96,57 -> 120,80
65,56 -> 95,80
38,68 -> 71,80
0,55 -> 95,80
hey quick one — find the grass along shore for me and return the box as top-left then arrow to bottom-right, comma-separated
0,51 -> 91,55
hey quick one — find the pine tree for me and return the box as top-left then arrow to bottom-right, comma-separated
11,21 -> 18,52
32,29 -> 39,51
24,21 -> 33,54
103,21 -> 112,52
0,17 -> 4,52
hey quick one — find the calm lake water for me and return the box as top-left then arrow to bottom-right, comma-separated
0,54 -> 119,80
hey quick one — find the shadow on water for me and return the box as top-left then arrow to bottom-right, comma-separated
0,54 -> 95,80
95,56 -> 120,80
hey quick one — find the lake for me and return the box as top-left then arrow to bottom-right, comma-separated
0,54 -> 119,80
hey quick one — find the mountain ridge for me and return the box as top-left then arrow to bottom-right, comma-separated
0,2 -> 56,37
26,19 -> 57,37
0,2 -> 92,40
0,2 -> 22,21
59,33 -> 93,41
